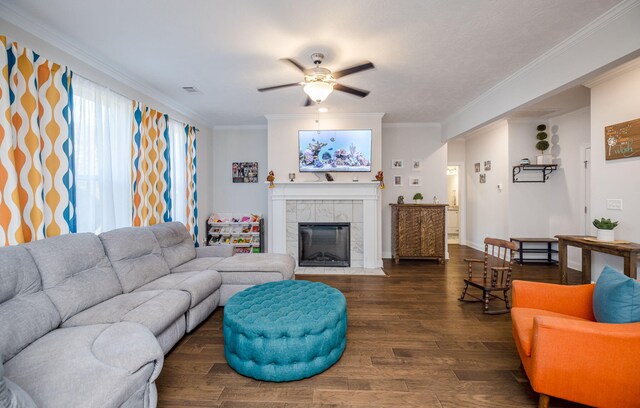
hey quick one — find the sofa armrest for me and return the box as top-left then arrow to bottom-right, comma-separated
92,322 -> 164,381
196,245 -> 234,258
512,280 -> 595,320
529,316 -> 640,405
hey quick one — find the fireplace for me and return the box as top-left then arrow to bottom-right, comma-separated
298,223 -> 350,267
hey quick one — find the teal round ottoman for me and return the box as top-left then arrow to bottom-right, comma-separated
223,280 -> 347,382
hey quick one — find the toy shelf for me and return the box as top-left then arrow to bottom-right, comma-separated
206,213 -> 263,254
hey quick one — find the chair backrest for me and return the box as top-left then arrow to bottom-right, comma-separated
483,238 -> 518,287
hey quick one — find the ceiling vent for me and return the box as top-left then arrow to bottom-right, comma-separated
181,86 -> 201,94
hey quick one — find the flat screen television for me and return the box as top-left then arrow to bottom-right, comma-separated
299,129 -> 372,172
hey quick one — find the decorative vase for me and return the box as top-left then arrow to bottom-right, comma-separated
414,199 -> 422,204
596,229 -> 615,242
536,154 -> 553,165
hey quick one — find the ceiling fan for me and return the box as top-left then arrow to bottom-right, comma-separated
257,53 -> 375,106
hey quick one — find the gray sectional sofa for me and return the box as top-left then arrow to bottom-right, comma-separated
0,222 -> 295,408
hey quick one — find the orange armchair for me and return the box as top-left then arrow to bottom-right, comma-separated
511,280 -> 640,408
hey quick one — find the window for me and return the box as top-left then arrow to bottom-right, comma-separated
73,75 -> 132,233
169,119 -> 187,225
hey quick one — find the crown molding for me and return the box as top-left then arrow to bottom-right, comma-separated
213,124 -> 267,131
382,122 -> 441,129
443,0 -> 640,140
0,5 -> 210,127
582,56 -> 640,88
264,112 -> 385,121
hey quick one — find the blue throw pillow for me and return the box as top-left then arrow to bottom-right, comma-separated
593,265 -> 640,323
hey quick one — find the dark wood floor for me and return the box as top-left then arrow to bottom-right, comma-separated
157,245 -> 586,407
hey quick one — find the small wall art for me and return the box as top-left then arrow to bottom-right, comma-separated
409,176 -> 422,186
392,159 -> 404,169
232,162 -> 258,183
393,175 -> 403,186
412,159 -> 421,171
605,117 -> 640,160
484,160 -> 491,171
474,162 -> 481,172
479,173 -> 486,183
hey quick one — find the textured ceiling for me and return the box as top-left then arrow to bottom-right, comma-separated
1,0 -> 621,126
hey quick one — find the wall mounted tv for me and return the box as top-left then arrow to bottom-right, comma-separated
299,129 -> 372,172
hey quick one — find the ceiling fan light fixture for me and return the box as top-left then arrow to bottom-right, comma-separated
303,81 -> 333,103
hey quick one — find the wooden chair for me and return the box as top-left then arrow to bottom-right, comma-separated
458,238 -> 518,314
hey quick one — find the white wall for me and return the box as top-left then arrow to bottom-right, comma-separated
589,63 -> 640,280
211,126 -> 268,217
0,18 -> 214,240
380,124 -> 447,258
266,113 -> 383,183
464,121 -> 510,250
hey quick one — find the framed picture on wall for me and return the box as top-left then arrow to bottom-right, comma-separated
393,175 -> 403,186
484,160 -> 491,171
409,176 -> 421,186
392,159 -> 404,169
474,162 -> 481,172
232,162 -> 258,183
411,159 -> 421,171
479,173 -> 486,183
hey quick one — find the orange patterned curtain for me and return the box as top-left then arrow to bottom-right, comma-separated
185,124 -> 198,244
0,36 -> 75,245
131,101 -> 171,226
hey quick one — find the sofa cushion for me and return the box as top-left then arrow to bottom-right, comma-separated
148,222 -> 196,270
4,323 -> 162,408
134,270 -> 222,307
99,227 -> 170,293
593,265 -> 640,324
0,246 -> 61,363
171,257 -> 225,273
213,253 -> 296,282
0,360 -> 37,408
61,290 -> 190,336
25,233 -> 123,322
511,307 -> 589,357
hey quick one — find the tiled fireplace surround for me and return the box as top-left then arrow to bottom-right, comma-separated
267,182 -> 382,269
286,200 -> 364,267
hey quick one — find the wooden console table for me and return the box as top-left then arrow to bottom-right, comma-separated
556,235 -> 640,284
390,204 -> 447,264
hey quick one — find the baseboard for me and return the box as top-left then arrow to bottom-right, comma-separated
382,251 -> 392,259
568,260 -> 581,271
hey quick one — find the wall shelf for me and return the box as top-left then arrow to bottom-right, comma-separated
512,164 -> 558,183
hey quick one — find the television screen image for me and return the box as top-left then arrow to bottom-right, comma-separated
299,129 -> 372,172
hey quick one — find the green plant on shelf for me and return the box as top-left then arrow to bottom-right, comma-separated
413,193 -> 423,200
592,218 -> 618,230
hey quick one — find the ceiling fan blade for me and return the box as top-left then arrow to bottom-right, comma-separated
280,58 -> 307,73
332,62 -> 375,79
257,83 -> 301,92
334,83 -> 370,98
303,96 -> 313,107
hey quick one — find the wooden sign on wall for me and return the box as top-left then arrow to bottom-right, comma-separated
605,118 -> 640,160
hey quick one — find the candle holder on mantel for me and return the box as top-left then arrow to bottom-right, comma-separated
288,173 -> 295,182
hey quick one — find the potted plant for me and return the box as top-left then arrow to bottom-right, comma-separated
413,193 -> 423,204
593,218 -> 618,242
535,124 -> 552,165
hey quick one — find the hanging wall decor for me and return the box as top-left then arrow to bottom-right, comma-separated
605,118 -> 640,160
232,162 -> 258,183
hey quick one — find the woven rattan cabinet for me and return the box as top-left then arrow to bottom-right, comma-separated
390,204 -> 447,264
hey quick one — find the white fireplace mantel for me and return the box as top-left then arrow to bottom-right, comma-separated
267,181 -> 382,268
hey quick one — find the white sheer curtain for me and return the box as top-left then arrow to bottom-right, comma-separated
169,119 -> 187,225
73,76 -> 132,233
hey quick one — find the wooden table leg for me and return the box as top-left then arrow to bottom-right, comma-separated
623,253 -> 637,280
559,240 -> 568,284
582,249 -> 591,284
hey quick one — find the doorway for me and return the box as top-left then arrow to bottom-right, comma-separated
447,165 -> 461,244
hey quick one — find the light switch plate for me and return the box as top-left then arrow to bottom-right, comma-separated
606,199 -> 623,210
